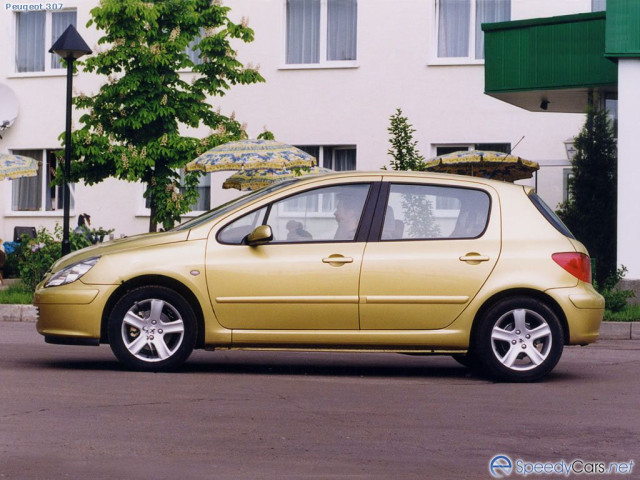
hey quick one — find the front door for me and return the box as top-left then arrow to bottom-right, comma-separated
206,182 -> 374,330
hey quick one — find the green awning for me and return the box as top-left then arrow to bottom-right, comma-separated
483,12 -> 617,113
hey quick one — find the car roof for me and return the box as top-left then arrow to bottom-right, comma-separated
293,170 -> 531,192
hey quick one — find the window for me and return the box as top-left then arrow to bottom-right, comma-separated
285,0 -> 357,65
11,149 -> 74,213
15,9 -> 77,73
435,143 -> 511,156
563,168 -> 573,203
436,0 -> 510,61
297,145 -> 356,171
218,184 -> 370,244
383,184 -> 490,240
185,28 -> 205,66
179,172 -> 211,212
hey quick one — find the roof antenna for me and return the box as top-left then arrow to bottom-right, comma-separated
509,136 -> 525,154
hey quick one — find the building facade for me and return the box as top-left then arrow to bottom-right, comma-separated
1,1 -> 598,246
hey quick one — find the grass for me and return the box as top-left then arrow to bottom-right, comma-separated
0,283 -> 33,305
603,303 -> 640,322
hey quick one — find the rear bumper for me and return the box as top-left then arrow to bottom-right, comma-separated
546,284 -> 604,344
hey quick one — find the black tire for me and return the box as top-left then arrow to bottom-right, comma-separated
451,353 -> 479,369
108,286 -> 197,372
474,296 -> 564,382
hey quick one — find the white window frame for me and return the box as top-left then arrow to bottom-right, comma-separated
296,145 -> 357,171
280,0 -> 359,70
430,0 -> 510,66
432,143 -> 511,157
138,172 -> 212,218
12,8 -> 78,77
5,148 -> 75,217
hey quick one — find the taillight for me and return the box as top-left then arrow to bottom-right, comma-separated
552,252 -> 592,283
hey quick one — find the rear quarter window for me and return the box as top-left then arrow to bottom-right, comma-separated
528,192 -> 575,239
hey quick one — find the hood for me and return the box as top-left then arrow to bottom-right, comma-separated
50,230 -> 190,272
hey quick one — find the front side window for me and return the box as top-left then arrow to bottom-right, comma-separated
11,149 -> 74,213
382,184 -> 490,240
286,0 -> 357,65
219,184 -> 370,244
436,0 -> 510,61
15,10 -> 77,73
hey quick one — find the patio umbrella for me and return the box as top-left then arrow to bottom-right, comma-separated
223,167 -> 332,191
423,150 -> 539,182
186,139 -> 317,172
0,153 -> 39,180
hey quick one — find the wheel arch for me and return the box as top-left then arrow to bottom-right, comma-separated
100,275 -> 206,349
471,288 -> 570,346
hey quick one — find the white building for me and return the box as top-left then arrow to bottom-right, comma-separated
1,1 -> 598,246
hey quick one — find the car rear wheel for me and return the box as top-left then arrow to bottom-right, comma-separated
474,297 -> 564,382
108,286 -> 197,371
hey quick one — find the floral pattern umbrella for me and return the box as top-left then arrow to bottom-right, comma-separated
423,150 -> 539,182
223,167 -> 332,192
186,139 -> 317,172
0,153 -> 39,181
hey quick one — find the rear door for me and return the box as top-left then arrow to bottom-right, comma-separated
359,180 -> 501,330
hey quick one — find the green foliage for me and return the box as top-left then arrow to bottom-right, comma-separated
603,303 -> 640,322
401,192 -> 440,239
70,226 -> 115,251
15,227 -> 63,292
65,0 -> 265,231
595,265 -> 635,313
12,224 -> 114,292
387,109 -> 425,171
0,282 -> 33,305
556,105 -> 617,285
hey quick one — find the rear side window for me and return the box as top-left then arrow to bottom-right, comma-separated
528,192 -> 575,239
382,184 -> 490,240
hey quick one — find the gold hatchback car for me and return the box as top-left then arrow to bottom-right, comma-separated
35,171 -> 604,381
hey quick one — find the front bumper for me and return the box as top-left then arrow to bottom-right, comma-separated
34,281 -> 118,342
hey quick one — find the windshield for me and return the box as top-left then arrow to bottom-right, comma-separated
173,179 -> 300,231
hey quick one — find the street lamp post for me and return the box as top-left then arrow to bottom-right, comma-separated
49,24 -> 91,256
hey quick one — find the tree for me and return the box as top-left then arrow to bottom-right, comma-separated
386,109 -> 438,237
68,0 -> 264,231
387,108 -> 425,171
556,106 -> 617,285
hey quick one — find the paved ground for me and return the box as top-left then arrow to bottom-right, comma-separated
1,322 -> 638,479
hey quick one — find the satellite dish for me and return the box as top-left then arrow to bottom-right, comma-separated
0,83 -> 19,131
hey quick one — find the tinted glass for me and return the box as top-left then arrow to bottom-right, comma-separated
383,184 -> 490,240
528,192 -> 575,239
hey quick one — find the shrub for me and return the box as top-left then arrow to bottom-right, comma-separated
595,265 -> 635,313
14,224 -> 114,292
15,227 -> 62,292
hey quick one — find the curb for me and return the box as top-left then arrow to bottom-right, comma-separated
0,304 -> 38,323
0,304 -> 638,340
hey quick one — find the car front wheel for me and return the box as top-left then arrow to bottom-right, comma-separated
474,297 -> 564,382
108,286 -> 197,371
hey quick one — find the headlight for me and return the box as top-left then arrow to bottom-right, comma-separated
45,257 -> 100,287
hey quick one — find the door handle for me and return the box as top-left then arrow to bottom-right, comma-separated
459,253 -> 490,263
322,255 -> 354,266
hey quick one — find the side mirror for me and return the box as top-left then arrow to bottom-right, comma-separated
246,225 -> 273,246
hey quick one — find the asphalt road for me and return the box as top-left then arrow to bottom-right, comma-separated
1,322 -> 638,480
